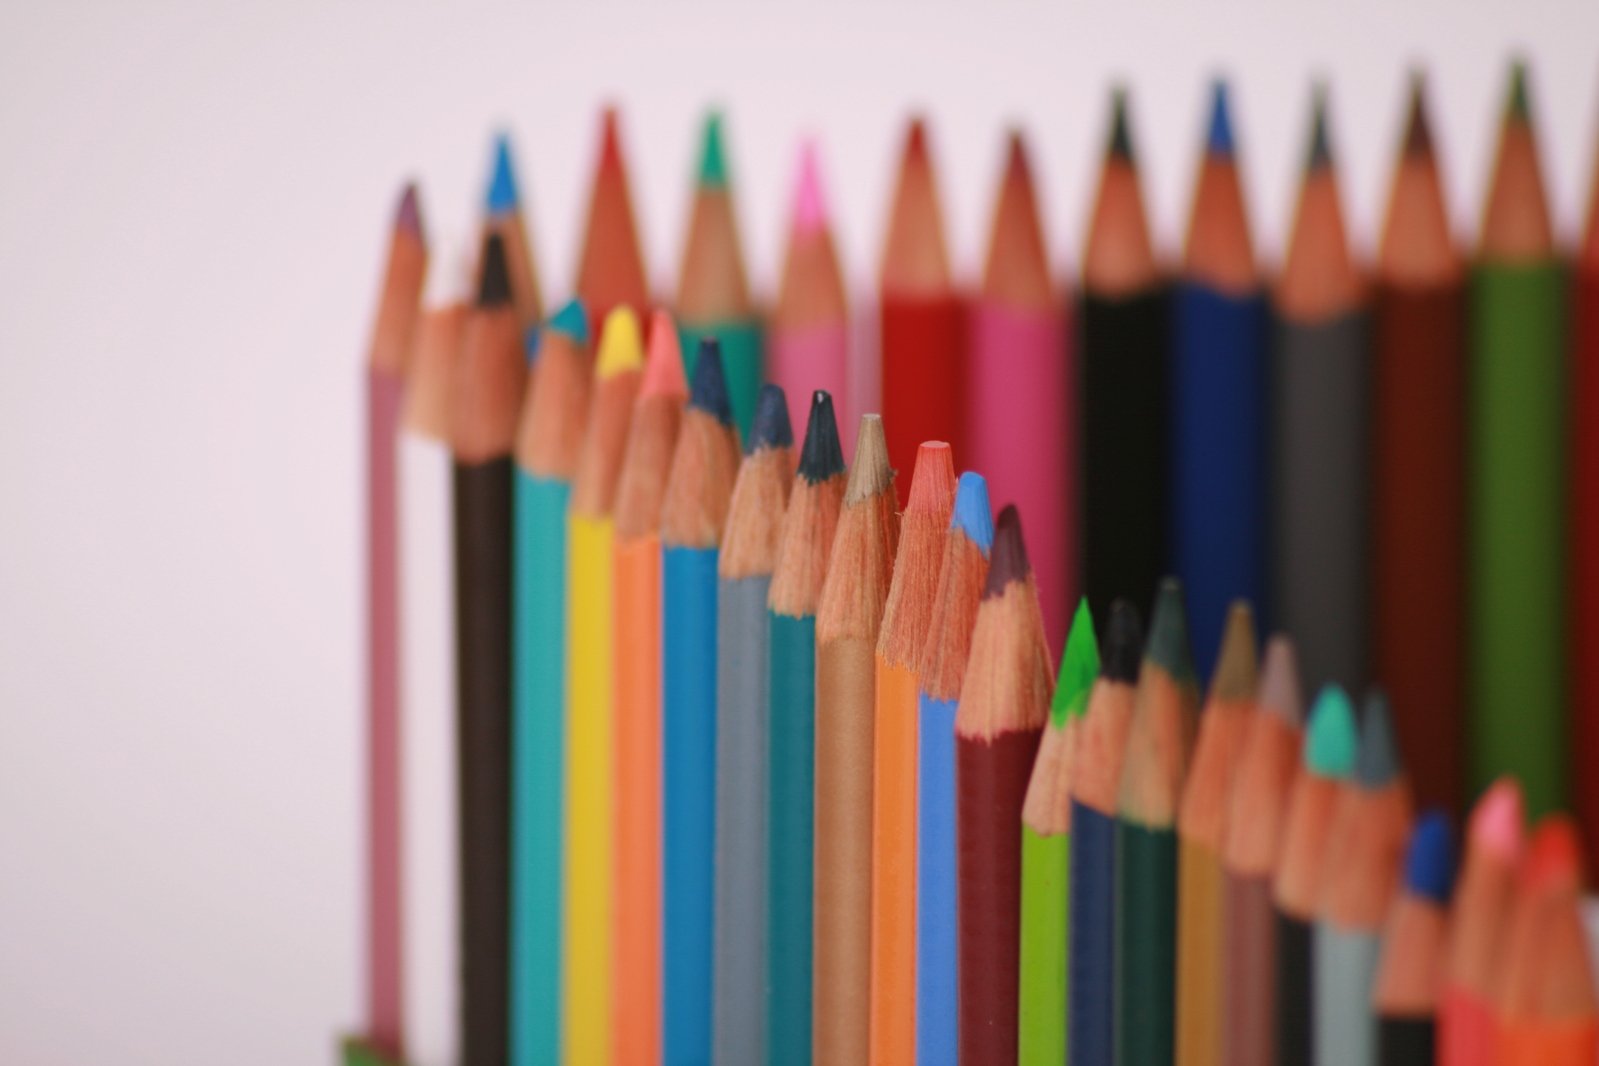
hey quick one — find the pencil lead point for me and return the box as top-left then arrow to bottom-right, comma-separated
1101,599 -> 1144,683
844,414 -> 893,504
1206,79 -> 1236,157
904,116 -> 929,162
1307,83 -> 1334,172
797,390 -> 844,483
1470,777 -> 1525,862
1257,636 -> 1304,727
1522,816 -> 1584,891
1145,578 -> 1195,683
547,298 -> 589,347
1402,70 -> 1434,156
600,106 -> 623,168
983,504 -> 1032,597
1209,601 -> 1258,700
595,307 -> 644,378
687,339 -> 732,426
1005,128 -> 1030,179
1506,57 -> 1532,123
1405,812 -> 1456,903
793,139 -> 828,235
1305,685 -> 1359,778
1052,599 -> 1101,725
477,233 -> 512,307
486,133 -> 519,213
396,182 -> 423,236
641,310 -> 688,398
949,471 -> 994,553
1108,86 -> 1136,161
1356,689 -> 1402,786
748,384 -> 793,453
697,110 -> 729,188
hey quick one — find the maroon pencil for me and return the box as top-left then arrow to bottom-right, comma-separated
956,505 -> 1054,1062
363,183 -> 426,1062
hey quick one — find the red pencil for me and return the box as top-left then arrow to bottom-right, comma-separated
1574,145 -> 1599,873
576,107 -> 651,326
880,118 -> 964,504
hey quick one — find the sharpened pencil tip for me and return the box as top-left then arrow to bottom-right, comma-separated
1506,58 -> 1532,123
697,110 -> 729,187
688,339 -> 733,425
1101,599 -> 1144,683
1471,778 -> 1525,862
797,391 -> 844,483
595,307 -> 644,378
1357,689 -> 1402,787
1258,637 -> 1304,727
1405,811 -> 1456,903
1305,685 -> 1359,778
1402,70 -> 1434,156
642,310 -> 688,398
600,106 -> 622,168
1145,578 -> 1195,683
844,415 -> 893,504
547,298 -> 589,346
477,233 -> 512,307
1052,599 -> 1101,725
950,472 -> 993,553
793,139 -> 828,235
983,504 -> 1032,597
904,116 -> 929,162
748,384 -> 793,452
1209,602 -> 1258,700
1523,816 -> 1583,891
396,182 -> 423,236
1108,86 -> 1136,161
486,133 -> 519,213
1207,79 -> 1236,157
1307,83 -> 1334,172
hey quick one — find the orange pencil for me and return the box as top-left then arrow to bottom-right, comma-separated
869,441 -> 956,1064
611,313 -> 688,1065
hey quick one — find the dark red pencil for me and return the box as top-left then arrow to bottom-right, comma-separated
1573,140 -> 1599,871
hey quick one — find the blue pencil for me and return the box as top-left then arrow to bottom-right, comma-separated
1170,80 -> 1269,676
913,472 -> 993,1065
660,342 -> 741,1066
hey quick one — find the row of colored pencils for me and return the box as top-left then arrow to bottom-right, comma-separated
348,64 -> 1599,1066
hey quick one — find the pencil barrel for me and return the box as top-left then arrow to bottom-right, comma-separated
881,294 -> 965,505
1117,822 -> 1179,1066
1018,828 -> 1069,1065
1221,872 -> 1278,1066
680,319 -> 765,443
869,661 -> 921,1064
915,695 -> 961,1066
1273,910 -> 1314,1066
769,324 -> 849,445
1577,264 -> 1599,871
1312,923 -> 1381,1066
1071,802 -> 1118,1066
767,613 -> 818,1066
1376,1016 -> 1434,1066
1176,839 -> 1225,1066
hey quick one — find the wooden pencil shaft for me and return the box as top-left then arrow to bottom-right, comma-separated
1070,801 -> 1118,1066
1176,839 -> 1225,1066
1314,924 -> 1381,1066
880,295 -> 964,506
1577,261 -> 1599,872
1274,909 -> 1314,1066
915,694 -> 960,1066
767,612 -> 817,1066
1221,872 -> 1278,1066
1376,1017 -> 1434,1066
1018,827 -> 1069,1065
1117,822 -> 1179,1066
869,659 -> 921,1065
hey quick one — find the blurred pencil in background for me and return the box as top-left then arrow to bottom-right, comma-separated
1373,812 -> 1455,1066
1572,127 -> 1599,873
576,108 -> 650,326
482,135 -> 543,335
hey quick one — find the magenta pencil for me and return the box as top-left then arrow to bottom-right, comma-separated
967,132 -> 1071,647
772,140 -> 850,442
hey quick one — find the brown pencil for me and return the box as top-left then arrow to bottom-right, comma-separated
956,505 -> 1054,1065
813,414 -> 898,1065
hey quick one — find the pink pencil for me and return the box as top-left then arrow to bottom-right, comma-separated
966,132 -> 1072,647
772,140 -> 851,442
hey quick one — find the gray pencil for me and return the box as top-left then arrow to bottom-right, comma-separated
1271,88 -> 1370,693
713,386 -> 793,1065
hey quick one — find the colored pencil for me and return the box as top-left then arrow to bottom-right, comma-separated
660,341 -> 741,1066
358,182 -> 426,1066
565,308 -> 643,1064
1272,684 -> 1359,1066
1468,61 -> 1568,815
772,141 -> 850,450
1374,812 -> 1455,1066
969,131 -> 1072,646
1492,816 -> 1598,1066
766,390 -> 846,1066
914,471 -> 994,1066
511,298 -> 591,1066
611,312 -> 688,1066
1176,601 -> 1258,1066
576,107 -> 650,327
957,505 -> 1054,1065
1440,779 -> 1524,1066
678,112 -> 763,440
1371,73 -> 1466,815
1069,599 -> 1143,1066
401,285 -> 466,1066
713,385 -> 794,1066
1313,693 -> 1410,1066
880,118 -> 963,503
813,413 -> 898,1066
1221,637 -> 1306,1066
483,134 -> 544,335
451,234 -> 528,1066
1116,579 -> 1199,1066
1080,89 -> 1168,625
1271,87 -> 1370,696
1172,81 -> 1269,676
1574,133 -> 1599,872
1019,599 -> 1099,1065
869,440 -> 954,1064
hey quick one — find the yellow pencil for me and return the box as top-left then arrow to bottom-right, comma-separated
564,308 -> 644,1064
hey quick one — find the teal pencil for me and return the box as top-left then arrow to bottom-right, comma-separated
765,391 -> 846,1066
510,300 -> 591,1066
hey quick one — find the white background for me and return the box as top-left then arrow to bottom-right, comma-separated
1,2 -> 1596,1063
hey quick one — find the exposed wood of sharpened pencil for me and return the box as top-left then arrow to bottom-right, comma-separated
868,442 -> 954,1066
1175,601 -> 1258,1066
1374,812 -> 1455,1066
767,391 -> 846,1066
611,311 -> 687,1066
956,506 -> 1054,1066
714,386 -> 794,1066
576,107 -> 650,327
1220,636 -> 1306,1066
450,235 -> 526,1066
813,414 -> 898,1066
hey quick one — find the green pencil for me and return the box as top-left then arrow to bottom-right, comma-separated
1019,600 -> 1099,1064
1115,580 -> 1199,1066
1468,61 -> 1567,816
